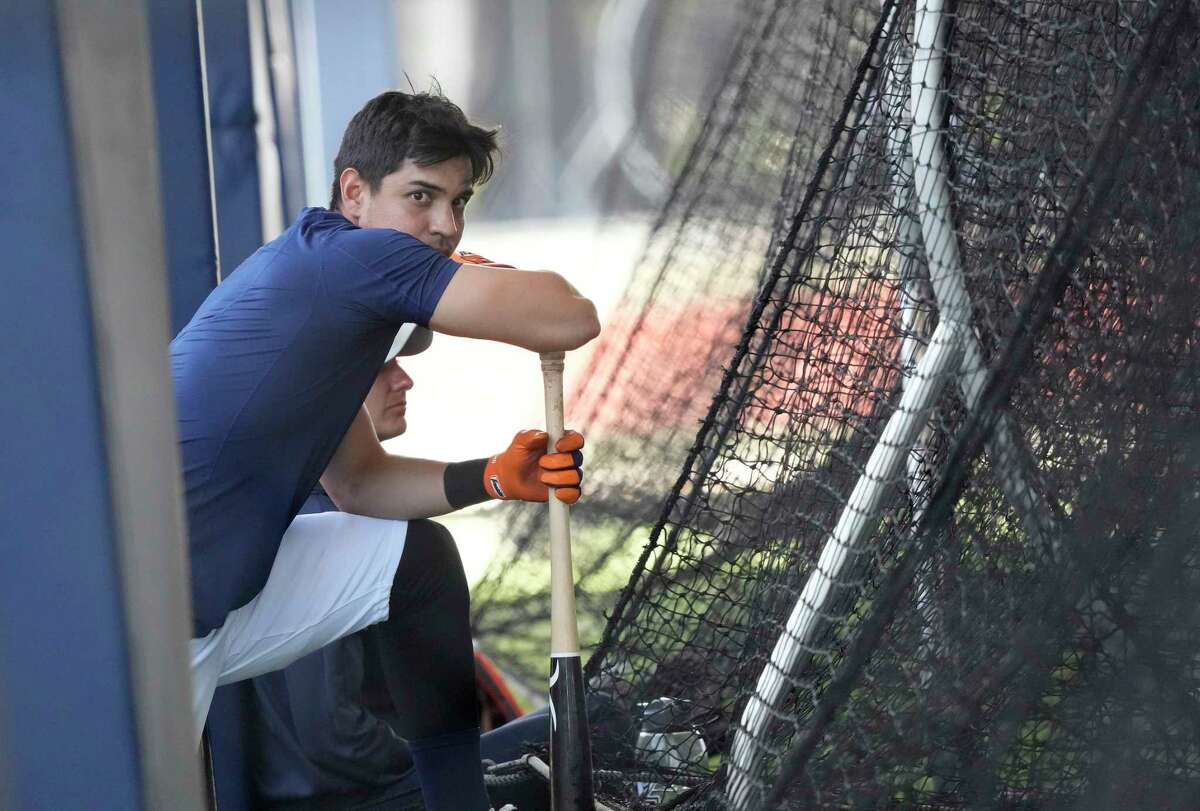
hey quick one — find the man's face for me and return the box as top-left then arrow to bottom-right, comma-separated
341,156 -> 474,257
363,359 -> 414,441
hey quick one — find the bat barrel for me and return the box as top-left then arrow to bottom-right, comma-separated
550,654 -> 595,809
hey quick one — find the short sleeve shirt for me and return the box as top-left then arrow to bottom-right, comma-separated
171,208 -> 460,635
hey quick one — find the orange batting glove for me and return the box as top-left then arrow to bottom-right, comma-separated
483,429 -> 585,504
452,250 -> 516,269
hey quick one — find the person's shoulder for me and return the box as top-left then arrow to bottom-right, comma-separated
293,207 -> 441,256
324,222 -> 444,270
293,206 -> 352,235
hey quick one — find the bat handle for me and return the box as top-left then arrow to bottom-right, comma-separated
541,351 -> 567,444
540,351 -> 578,655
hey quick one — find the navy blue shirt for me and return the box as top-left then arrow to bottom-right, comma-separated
172,208 -> 460,635
251,488 -> 412,801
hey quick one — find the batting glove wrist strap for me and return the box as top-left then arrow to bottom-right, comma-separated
444,458 -> 490,509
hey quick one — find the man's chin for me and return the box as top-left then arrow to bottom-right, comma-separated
380,419 -> 406,441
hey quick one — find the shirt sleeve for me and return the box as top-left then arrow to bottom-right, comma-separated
322,225 -> 461,327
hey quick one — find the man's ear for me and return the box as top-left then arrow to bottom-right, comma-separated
339,168 -> 367,224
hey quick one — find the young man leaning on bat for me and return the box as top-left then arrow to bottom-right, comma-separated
172,89 -> 599,811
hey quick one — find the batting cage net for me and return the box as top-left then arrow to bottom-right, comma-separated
478,0 -> 1200,808
470,0 -> 886,687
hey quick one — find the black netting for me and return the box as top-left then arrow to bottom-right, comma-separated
480,0 -> 1200,808
472,0 -> 884,693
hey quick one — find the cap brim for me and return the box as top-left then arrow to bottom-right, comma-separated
387,324 -> 433,360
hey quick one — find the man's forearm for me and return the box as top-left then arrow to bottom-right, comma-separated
321,424 -> 585,518
323,455 -> 454,519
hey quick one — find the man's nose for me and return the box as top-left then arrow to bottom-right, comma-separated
429,204 -> 459,238
391,365 -> 414,391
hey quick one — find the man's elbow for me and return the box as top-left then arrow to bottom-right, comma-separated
566,302 -> 602,349
533,301 -> 600,353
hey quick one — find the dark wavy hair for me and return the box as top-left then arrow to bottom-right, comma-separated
329,89 -> 500,210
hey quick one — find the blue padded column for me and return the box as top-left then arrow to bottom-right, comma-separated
201,0 -> 263,275
147,0 -> 219,335
0,4 -> 143,807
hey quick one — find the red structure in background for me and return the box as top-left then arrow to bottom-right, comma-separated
582,288 -> 902,439
476,647 -> 525,731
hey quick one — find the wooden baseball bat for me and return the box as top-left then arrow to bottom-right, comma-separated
541,351 -> 596,811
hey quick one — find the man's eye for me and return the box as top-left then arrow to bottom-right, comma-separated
409,191 -> 428,202
453,197 -> 470,209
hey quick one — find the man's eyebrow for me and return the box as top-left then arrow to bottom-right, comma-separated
407,180 -> 446,193
406,180 -> 474,198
